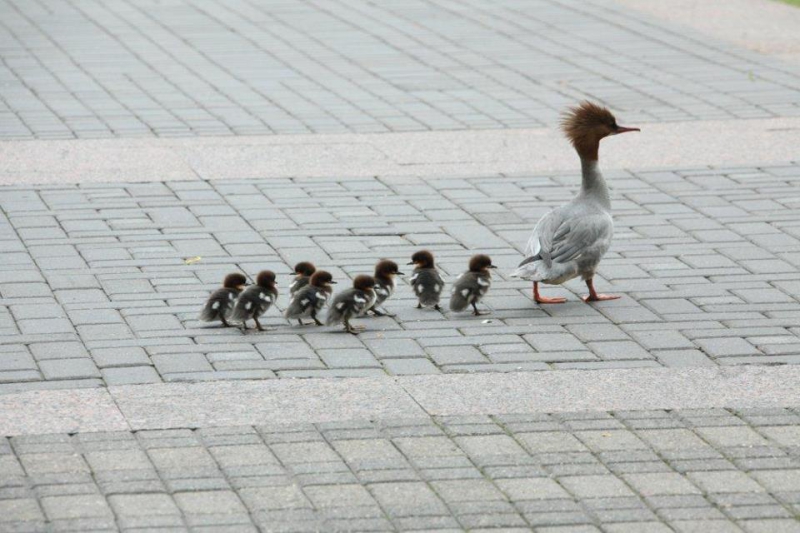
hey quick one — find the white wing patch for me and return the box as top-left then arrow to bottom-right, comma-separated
211,301 -> 220,310
300,298 -> 310,306
336,302 -> 345,310
416,285 -> 425,294
245,301 -> 252,310
433,284 -> 440,293
410,274 -> 418,282
477,278 -> 490,287
460,288 -> 470,297
228,293 -> 234,300
354,296 -> 366,304
317,293 -> 327,301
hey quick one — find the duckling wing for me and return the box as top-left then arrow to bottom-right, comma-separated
199,288 -> 237,321
230,286 -> 276,322
325,288 -> 371,325
284,286 -> 317,319
449,272 -> 478,312
411,269 -> 445,306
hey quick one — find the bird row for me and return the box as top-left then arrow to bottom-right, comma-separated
198,251 -> 497,334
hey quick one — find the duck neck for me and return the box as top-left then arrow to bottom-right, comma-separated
579,156 -> 610,210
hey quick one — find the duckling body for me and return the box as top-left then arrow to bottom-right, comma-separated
229,270 -> 278,331
326,275 -> 376,334
289,262 -> 316,296
408,251 -> 444,310
450,254 -> 496,315
512,102 -> 639,304
199,273 -> 247,327
368,260 -> 403,316
285,270 -> 334,326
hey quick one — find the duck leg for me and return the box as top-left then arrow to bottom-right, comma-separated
583,279 -> 620,302
254,317 -> 264,332
471,302 -> 489,316
533,281 -> 566,304
220,315 -> 232,327
344,317 -> 362,335
311,310 -> 323,326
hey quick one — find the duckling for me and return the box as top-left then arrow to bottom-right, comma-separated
368,259 -> 404,316
285,270 -> 336,326
408,250 -> 444,311
326,275 -> 377,334
199,272 -> 248,327
450,254 -> 497,315
229,270 -> 278,332
289,261 -> 316,296
512,101 -> 639,304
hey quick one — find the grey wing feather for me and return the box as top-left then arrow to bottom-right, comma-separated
412,269 -> 445,306
325,288 -> 371,325
449,273 -> 474,312
284,286 -> 317,319
199,288 -> 236,321
523,206 -> 612,267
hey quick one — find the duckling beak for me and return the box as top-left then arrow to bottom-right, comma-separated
330,281 -> 338,284
396,271 -> 406,276
488,265 -> 498,269
615,126 -> 640,134
406,261 -> 415,265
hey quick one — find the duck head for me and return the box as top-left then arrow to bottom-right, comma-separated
408,250 -> 435,269
469,254 -> 497,273
375,259 -> 404,279
223,272 -> 248,291
562,101 -> 639,161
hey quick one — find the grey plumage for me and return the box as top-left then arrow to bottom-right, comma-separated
284,285 -> 329,320
198,288 -> 239,322
510,102 -> 638,303
229,285 -> 278,329
325,288 -> 376,326
289,276 -> 310,296
373,277 -> 395,308
450,271 -> 492,312
410,268 -> 444,308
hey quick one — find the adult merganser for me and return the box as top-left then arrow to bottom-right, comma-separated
450,254 -> 497,315
512,101 -> 639,303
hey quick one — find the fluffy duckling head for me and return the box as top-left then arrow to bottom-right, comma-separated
310,270 -> 335,288
255,270 -> 277,288
375,259 -> 404,279
562,101 -> 639,160
293,261 -> 316,277
223,273 -> 248,289
468,254 -> 497,273
353,275 -> 376,291
408,250 -> 435,269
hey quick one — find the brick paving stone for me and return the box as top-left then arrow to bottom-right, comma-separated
4,409 -> 800,529
2,161 -> 800,390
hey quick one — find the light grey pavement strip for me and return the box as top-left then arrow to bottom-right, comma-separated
2,0 -> 800,140
0,388 -> 128,436
2,407 -> 799,531
111,378 -> 426,431
3,366 -> 800,437
1,165 -> 800,390
401,367 -> 800,417
3,117 -> 800,184
618,0 -> 800,64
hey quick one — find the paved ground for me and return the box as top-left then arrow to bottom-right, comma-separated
3,408 -> 800,532
3,0 -> 800,139
1,163 -> 800,390
2,0 -> 800,531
